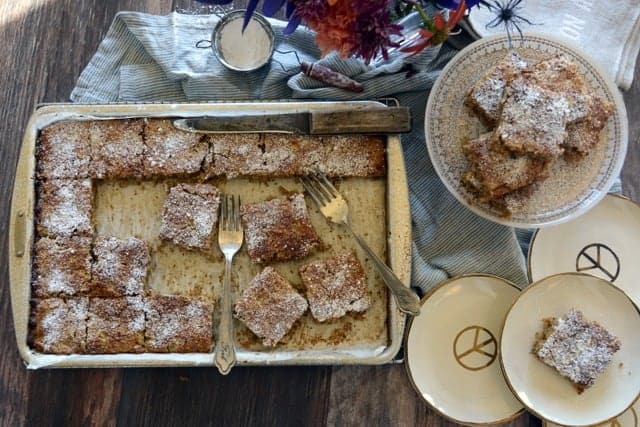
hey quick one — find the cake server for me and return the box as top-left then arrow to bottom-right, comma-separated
172,107 -> 411,135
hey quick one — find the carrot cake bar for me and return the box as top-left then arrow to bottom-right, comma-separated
315,135 -> 386,177
563,96 -> 614,159
145,295 -> 213,352
143,119 -> 209,177
29,297 -> 88,354
32,236 -> 92,298
204,133 -> 385,178
91,236 -> 150,297
497,77 -> 576,158
533,308 -> 621,393
234,267 -> 308,347
37,121 -> 92,179
90,119 -> 145,179
240,193 -> 321,263
159,183 -> 221,250
465,52 -> 528,126
462,133 -> 550,201
36,179 -> 93,238
86,297 -> 145,353
299,253 -> 370,322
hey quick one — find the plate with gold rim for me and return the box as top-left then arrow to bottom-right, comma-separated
424,33 -> 628,228
405,274 -> 524,426
500,273 -> 640,427
543,398 -> 639,427
528,193 -> 640,307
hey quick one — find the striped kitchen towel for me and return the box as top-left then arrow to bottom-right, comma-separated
71,10 -> 529,293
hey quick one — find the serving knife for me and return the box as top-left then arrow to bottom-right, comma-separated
172,107 -> 411,135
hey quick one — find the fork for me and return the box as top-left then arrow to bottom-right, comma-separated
301,174 -> 421,316
215,194 -> 243,375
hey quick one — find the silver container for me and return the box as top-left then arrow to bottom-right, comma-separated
212,10 -> 275,72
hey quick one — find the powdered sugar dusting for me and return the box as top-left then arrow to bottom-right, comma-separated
533,308 -> 621,391
159,184 -> 221,250
241,193 -> 321,263
234,267 -> 308,347
39,180 -> 93,237
91,236 -> 149,296
300,253 -> 370,322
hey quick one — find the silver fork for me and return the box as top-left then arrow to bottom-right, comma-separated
215,194 -> 243,375
301,174 -> 421,316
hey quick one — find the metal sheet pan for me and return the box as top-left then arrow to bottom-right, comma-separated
9,100 -> 411,368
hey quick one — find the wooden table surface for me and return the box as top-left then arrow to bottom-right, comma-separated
1,1 -> 638,426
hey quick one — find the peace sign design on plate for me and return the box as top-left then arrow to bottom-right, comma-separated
453,325 -> 498,371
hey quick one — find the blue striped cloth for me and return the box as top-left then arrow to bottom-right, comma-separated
71,10 -> 530,292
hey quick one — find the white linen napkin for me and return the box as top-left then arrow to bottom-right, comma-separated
464,1 -> 640,90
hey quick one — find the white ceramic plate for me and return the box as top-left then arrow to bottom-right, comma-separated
500,273 -> 640,426
544,398 -> 639,427
405,275 -> 523,425
529,194 -> 640,306
424,33 -> 628,228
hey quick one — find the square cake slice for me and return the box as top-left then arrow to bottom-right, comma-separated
29,297 -> 88,354
465,52 -> 528,126
32,236 -> 92,298
37,121 -> 92,179
91,236 -> 150,297
145,295 -> 213,352
159,183 -> 221,250
203,133 -> 265,178
90,119 -> 145,179
241,194 -> 321,263
563,96 -> 614,159
533,308 -> 621,393
462,133 -> 550,202
143,119 -> 209,177
36,179 -> 94,238
86,297 -> 145,353
497,77 -> 575,158
234,267 -> 308,347
299,253 -> 370,322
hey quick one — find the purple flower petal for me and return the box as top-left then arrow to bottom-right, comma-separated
285,0 -> 296,19
283,14 -> 301,34
262,0 -> 286,16
242,0 -> 260,31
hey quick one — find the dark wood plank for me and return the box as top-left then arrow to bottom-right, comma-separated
0,1 -> 638,426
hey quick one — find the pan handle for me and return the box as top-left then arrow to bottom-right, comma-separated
14,210 -> 26,257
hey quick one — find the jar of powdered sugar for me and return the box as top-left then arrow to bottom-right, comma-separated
207,10 -> 275,72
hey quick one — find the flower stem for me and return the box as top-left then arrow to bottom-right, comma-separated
414,3 -> 436,32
